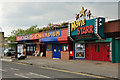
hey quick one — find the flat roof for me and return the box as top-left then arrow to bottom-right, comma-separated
108,19 -> 120,22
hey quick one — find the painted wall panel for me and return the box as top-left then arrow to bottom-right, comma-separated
115,39 -> 120,63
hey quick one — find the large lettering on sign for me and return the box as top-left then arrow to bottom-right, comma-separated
16,32 -> 44,41
71,19 -> 86,31
77,25 -> 93,35
44,30 -> 61,37
21,35 -> 31,40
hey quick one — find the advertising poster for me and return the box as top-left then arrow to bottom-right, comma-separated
75,43 -> 85,59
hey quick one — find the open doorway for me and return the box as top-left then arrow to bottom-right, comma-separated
40,44 -> 46,57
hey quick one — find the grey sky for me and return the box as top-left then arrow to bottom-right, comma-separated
0,1 -> 119,37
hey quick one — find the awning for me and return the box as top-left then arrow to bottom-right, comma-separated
40,37 -> 58,43
40,36 -> 69,43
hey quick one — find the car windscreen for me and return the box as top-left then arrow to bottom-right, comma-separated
9,49 -> 14,51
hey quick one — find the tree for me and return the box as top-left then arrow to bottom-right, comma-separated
8,25 -> 39,43
7,22 -> 69,43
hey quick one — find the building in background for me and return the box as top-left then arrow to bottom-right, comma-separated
0,32 -> 10,54
4,37 -> 8,50
104,19 -> 120,63
0,32 -> 4,53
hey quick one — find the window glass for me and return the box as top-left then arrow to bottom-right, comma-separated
54,45 -> 56,52
30,46 -> 33,51
62,44 -> 68,51
34,46 -> 36,51
9,49 -> 14,51
27,46 -> 29,51
54,45 -> 56,49
75,43 -> 85,58
57,44 -> 60,51
47,44 -> 52,51
17,44 -> 23,53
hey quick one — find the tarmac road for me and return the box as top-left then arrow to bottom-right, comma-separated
1,61 -> 111,80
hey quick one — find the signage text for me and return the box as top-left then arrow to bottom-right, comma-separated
77,25 -> 93,35
44,30 -> 61,37
71,19 -> 86,31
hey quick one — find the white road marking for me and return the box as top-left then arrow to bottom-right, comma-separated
1,59 -> 12,62
10,68 -> 19,71
0,69 -> 6,72
14,73 -> 29,78
29,72 -> 51,78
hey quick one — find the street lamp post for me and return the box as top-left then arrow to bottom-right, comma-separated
0,27 -> 2,57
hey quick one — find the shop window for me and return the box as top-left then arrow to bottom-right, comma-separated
46,44 -> 52,51
75,43 -> 85,58
17,44 -> 23,54
62,44 -> 68,51
27,46 -> 29,51
30,46 -> 33,51
34,46 -> 36,51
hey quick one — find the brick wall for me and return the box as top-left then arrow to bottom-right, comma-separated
61,51 -> 69,60
46,51 -> 52,59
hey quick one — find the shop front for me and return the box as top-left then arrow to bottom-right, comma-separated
40,28 -> 73,60
70,17 -> 112,62
16,28 -> 73,59
16,32 -> 45,56
26,44 -> 36,55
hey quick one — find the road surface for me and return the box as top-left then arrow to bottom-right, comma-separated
1,61 -> 114,80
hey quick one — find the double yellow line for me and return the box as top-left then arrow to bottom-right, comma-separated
41,67 -> 105,79
4,61 -> 105,79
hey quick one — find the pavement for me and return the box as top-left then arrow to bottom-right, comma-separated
1,56 -> 119,79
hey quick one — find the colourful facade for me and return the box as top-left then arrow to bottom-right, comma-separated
70,18 -> 120,63
16,28 -> 73,60
16,18 -> 120,63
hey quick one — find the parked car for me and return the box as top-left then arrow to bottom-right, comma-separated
4,49 -> 16,56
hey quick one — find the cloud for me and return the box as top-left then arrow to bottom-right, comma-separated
1,2 -> 119,37
1,0 -> 120,2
